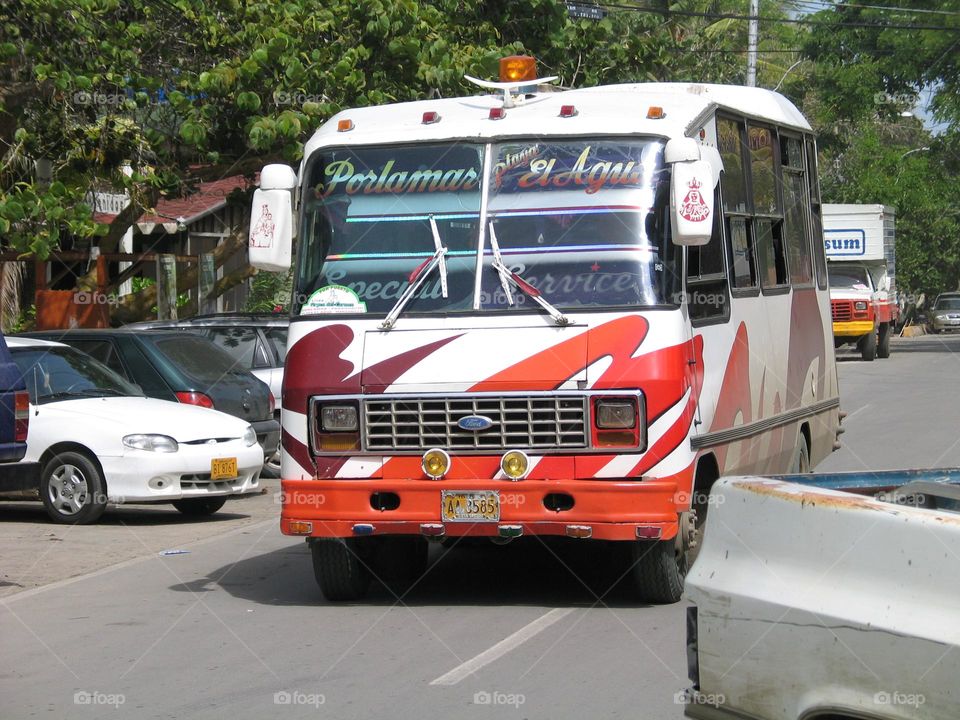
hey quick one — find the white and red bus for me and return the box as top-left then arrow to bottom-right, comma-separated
249,57 -> 841,603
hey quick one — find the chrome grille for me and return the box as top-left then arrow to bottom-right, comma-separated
362,395 -> 589,452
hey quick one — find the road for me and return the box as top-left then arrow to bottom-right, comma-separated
2,334 -> 959,720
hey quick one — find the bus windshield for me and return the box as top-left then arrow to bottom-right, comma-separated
828,265 -> 871,290
295,139 -> 679,317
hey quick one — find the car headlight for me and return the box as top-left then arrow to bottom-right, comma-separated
122,434 -> 179,453
853,301 -> 868,311
243,425 -> 257,447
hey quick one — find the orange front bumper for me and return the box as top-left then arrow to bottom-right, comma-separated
279,476 -> 684,542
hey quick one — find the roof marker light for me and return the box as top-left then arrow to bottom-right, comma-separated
559,104 -> 578,118
422,111 -> 441,124
489,107 -> 506,120
337,118 -> 354,132
647,106 -> 665,119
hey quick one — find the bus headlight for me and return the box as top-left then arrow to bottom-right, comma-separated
593,396 -> 646,449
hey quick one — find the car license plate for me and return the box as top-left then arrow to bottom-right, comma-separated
441,490 -> 500,522
210,457 -> 238,480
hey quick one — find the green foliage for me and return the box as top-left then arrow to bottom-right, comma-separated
1,0 -> 786,264
244,268 -> 293,313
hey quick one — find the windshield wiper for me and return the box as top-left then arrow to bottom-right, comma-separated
488,222 -> 569,326
39,388 -> 130,400
380,215 -> 448,330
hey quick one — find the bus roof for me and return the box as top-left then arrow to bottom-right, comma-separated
303,82 -> 810,160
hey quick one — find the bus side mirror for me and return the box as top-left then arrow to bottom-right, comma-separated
249,164 -> 297,272
665,138 -> 717,247
670,159 -> 715,246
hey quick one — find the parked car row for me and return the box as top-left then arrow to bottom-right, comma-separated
0,313 -> 289,524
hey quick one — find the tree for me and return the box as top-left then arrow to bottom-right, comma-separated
1,0 -> 784,322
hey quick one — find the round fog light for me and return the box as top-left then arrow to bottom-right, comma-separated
500,450 -> 530,480
422,448 -> 450,479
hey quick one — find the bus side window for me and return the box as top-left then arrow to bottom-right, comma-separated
687,186 -> 730,324
806,136 -> 829,290
748,122 -> 789,291
781,134 -> 813,286
727,216 -> 757,289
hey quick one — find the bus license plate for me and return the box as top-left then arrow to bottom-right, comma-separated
210,457 -> 238,480
441,490 -> 500,522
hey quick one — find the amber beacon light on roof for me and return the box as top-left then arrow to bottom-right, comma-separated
464,54 -> 558,109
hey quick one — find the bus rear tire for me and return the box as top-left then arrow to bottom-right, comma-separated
629,513 -> 693,604
859,330 -> 877,361
877,322 -> 891,359
311,538 -> 372,601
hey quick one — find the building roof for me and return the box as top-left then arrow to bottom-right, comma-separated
93,175 -> 251,233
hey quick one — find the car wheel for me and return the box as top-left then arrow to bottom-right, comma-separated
628,512 -> 694,604
172,497 -> 228,516
262,450 -> 281,478
311,538 -> 373,601
41,450 -> 107,524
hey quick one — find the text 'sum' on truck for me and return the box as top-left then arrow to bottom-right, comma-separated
824,204 -> 898,361
248,56 -> 840,603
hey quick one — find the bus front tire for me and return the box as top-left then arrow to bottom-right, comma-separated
859,330 -> 877,361
311,538 -> 372,601
629,512 -> 694,604
877,323 -> 891,359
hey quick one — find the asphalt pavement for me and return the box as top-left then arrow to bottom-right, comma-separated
2,333 -> 959,720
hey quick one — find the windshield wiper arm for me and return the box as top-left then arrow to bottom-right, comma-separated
488,222 -> 569,326
380,216 -> 448,330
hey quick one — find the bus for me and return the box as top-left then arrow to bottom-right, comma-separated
248,56 -> 841,603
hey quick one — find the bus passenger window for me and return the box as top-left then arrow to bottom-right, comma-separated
687,187 -> 729,324
728,217 -> 757,289
755,218 -> 788,289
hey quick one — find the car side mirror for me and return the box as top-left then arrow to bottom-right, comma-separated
249,164 -> 298,272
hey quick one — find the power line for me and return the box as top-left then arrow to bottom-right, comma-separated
787,0 -> 960,17
592,2 -> 960,32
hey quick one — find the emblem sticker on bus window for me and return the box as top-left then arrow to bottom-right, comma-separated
301,285 -> 367,315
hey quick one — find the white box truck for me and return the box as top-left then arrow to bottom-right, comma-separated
823,204 -> 898,361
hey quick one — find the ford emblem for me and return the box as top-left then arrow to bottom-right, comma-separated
457,415 -> 494,432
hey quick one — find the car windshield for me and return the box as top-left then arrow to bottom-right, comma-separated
149,335 -> 246,384
294,138 -> 679,317
935,296 -> 960,311
11,346 -> 139,403
828,266 -> 870,289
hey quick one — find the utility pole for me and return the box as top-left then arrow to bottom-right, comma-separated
746,0 -> 759,87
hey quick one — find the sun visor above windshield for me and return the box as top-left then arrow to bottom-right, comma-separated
361,325 -> 588,393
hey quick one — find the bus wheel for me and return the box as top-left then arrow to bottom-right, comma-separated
630,512 -> 694,604
311,538 -> 373,601
859,330 -> 877,361
877,323 -> 892,359
791,436 -> 810,474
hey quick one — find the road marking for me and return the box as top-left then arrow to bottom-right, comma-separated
2,519 -> 276,603
429,607 -> 575,686
844,404 -> 870,420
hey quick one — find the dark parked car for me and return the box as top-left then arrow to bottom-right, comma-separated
22,329 -> 279,463
0,331 -> 39,495
128,314 -> 289,475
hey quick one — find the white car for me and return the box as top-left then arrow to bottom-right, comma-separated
8,337 -> 264,524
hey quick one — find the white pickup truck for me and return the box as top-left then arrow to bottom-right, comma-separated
684,469 -> 960,720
